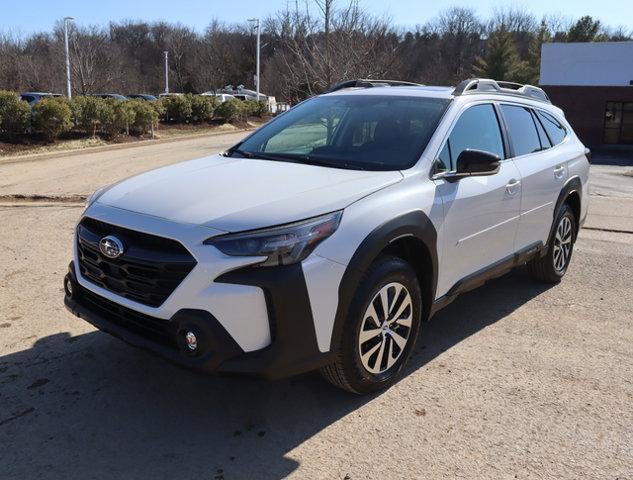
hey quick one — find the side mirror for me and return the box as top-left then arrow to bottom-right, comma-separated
455,149 -> 501,177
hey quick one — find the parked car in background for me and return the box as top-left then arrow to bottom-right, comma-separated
20,92 -> 62,105
158,93 -> 184,98
127,94 -> 157,101
200,92 -> 236,103
87,93 -> 128,101
220,86 -> 277,113
232,93 -> 250,102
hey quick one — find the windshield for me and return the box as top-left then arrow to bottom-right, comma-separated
230,94 -> 450,171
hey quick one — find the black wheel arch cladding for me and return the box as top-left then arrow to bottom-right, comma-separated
545,176 -> 582,254
329,210 -> 438,350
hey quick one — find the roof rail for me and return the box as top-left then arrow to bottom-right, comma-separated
453,78 -> 551,104
326,79 -> 423,93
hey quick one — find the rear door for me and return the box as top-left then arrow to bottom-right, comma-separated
433,103 -> 522,297
500,104 -> 568,251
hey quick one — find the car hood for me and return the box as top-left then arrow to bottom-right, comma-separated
96,154 -> 403,231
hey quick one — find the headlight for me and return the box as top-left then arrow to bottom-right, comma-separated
85,186 -> 108,209
205,211 -> 342,267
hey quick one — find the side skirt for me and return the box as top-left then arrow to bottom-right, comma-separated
429,241 -> 543,317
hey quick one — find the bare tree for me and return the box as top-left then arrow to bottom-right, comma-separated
69,25 -> 124,94
427,7 -> 484,83
194,21 -> 253,93
488,7 -> 538,57
269,0 -> 401,99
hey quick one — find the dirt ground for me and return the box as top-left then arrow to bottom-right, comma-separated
0,129 -> 248,198
1,135 -> 632,479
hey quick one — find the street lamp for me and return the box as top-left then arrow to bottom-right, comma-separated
63,16 -> 74,98
247,18 -> 260,101
163,51 -> 169,94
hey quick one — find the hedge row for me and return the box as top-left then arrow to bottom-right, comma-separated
161,94 -> 268,123
0,91 -> 269,142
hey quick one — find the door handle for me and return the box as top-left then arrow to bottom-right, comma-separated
506,179 -> 521,196
554,165 -> 565,179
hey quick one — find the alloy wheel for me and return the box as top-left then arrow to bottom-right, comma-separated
358,282 -> 414,374
553,216 -> 573,273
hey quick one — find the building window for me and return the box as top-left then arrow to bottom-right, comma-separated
604,102 -> 633,144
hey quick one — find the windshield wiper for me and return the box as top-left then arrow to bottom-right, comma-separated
224,148 -> 287,162
224,148 -> 365,170
295,155 -> 366,171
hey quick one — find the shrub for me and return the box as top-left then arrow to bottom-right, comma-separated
161,94 -> 192,122
190,95 -> 216,122
152,98 -> 166,119
71,96 -> 97,135
0,90 -> 31,137
71,96 -> 114,137
69,96 -> 85,126
111,100 -> 136,136
96,100 -> 116,137
215,99 -> 242,123
32,97 -> 73,141
239,100 -> 255,118
130,100 -> 159,135
251,100 -> 269,118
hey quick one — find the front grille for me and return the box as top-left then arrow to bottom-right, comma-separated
77,217 -> 197,308
77,284 -> 176,349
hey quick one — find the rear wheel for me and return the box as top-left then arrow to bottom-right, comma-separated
527,203 -> 576,283
321,255 -> 422,394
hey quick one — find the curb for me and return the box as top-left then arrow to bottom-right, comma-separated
0,127 -> 255,165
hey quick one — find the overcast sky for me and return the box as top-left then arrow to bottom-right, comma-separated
2,0 -> 632,35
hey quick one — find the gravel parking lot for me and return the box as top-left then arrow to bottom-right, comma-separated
1,135 -> 632,479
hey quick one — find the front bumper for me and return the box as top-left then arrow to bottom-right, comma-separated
64,262 -> 334,379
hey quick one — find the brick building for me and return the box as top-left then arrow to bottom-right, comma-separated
540,42 -> 633,147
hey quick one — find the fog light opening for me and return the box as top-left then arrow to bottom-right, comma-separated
65,277 -> 74,297
185,331 -> 198,351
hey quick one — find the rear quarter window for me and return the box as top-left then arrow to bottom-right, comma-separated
536,110 -> 567,146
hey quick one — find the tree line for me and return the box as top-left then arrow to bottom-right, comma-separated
1,1 -> 630,102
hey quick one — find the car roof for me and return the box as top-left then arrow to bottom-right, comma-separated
21,92 -> 60,96
323,84 -> 564,116
324,85 -> 454,100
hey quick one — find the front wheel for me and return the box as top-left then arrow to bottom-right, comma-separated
321,255 -> 422,394
527,203 -> 576,283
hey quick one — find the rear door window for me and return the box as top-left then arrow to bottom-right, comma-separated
536,110 -> 567,146
500,105 -> 542,156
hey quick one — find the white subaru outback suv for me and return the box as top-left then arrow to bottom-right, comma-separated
64,78 -> 589,394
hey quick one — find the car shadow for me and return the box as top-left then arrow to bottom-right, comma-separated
0,269 -> 553,480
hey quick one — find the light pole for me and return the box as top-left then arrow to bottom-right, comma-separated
248,18 -> 260,101
163,51 -> 169,94
63,17 -> 74,98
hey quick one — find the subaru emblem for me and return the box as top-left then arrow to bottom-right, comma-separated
99,235 -> 124,259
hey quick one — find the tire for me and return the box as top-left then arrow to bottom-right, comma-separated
320,255 -> 422,394
527,203 -> 577,283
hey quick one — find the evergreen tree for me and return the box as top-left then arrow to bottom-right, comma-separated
567,16 -> 601,42
473,27 -> 525,81
522,20 -> 552,85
